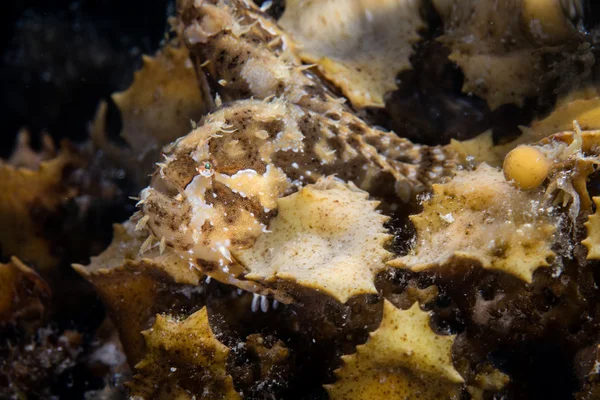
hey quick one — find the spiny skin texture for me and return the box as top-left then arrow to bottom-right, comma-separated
325,300 -> 464,400
177,0 -> 457,196
133,0 -> 458,291
140,98 -> 404,258
129,307 -> 240,399
235,180 -> 392,303
392,126 -> 600,349
390,164 -> 557,283
138,99 -> 406,297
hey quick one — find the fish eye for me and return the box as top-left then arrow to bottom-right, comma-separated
198,161 -> 215,177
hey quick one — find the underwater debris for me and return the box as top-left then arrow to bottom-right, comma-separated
433,0 -> 592,109
0,327 -> 83,399
576,344 -> 600,399
0,257 -> 50,324
234,333 -> 291,396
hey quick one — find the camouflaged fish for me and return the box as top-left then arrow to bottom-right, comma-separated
135,0 -> 457,297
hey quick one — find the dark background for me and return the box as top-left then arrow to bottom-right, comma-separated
3,0 -> 600,156
0,0 -> 174,157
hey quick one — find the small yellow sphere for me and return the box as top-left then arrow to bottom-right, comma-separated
503,145 -> 551,190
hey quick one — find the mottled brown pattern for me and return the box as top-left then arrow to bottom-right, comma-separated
129,0 -> 461,293
179,0 -> 457,187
